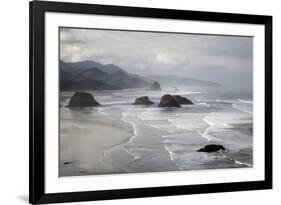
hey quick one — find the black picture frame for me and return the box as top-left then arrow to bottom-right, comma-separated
29,1 -> 272,204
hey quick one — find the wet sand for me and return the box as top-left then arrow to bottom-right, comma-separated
59,107 -> 134,176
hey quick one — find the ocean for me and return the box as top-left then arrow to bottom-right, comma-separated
60,86 -> 253,175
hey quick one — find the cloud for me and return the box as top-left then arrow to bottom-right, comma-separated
60,27 -> 253,88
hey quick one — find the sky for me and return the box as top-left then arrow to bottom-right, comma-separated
60,27 -> 253,89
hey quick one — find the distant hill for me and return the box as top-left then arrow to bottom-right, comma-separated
146,74 -> 221,87
60,60 -> 221,91
60,60 -> 149,91
60,67 -> 76,81
76,67 -> 108,81
103,64 -> 125,74
65,60 -> 125,74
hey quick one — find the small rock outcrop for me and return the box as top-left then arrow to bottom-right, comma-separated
67,91 -> 100,107
197,144 -> 226,153
158,94 -> 181,107
172,95 -> 193,105
133,96 -> 154,105
150,81 -> 161,91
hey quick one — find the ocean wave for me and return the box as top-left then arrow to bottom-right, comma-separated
215,99 -> 236,104
201,113 -> 213,142
199,102 -> 210,107
148,124 -> 175,133
163,139 -> 182,170
97,107 -> 108,116
104,111 -> 140,161
232,104 -> 252,114
238,98 -> 253,104
199,112 -> 219,142
219,151 -> 252,167
121,112 -> 138,141
232,159 -> 252,167
164,144 -> 176,161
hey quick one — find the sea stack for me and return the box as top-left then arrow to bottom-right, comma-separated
158,94 -> 181,107
133,96 -> 154,105
172,95 -> 193,105
150,81 -> 161,91
197,144 -> 226,153
67,91 -> 101,107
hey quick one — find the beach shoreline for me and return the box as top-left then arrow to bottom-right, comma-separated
59,107 -> 134,176
59,88 -> 253,177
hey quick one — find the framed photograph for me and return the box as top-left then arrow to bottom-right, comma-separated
29,0 -> 272,204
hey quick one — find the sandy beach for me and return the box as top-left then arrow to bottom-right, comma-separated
59,107 -> 134,176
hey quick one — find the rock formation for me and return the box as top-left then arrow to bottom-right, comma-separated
158,94 -> 181,107
172,95 -> 193,105
67,91 -> 101,107
133,96 -> 154,105
150,81 -> 161,91
197,144 -> 226,153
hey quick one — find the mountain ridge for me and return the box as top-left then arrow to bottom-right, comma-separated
60,60 -> 149,91
60,60 -> 221,91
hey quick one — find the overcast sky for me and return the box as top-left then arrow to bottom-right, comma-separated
60,27 -> 253,88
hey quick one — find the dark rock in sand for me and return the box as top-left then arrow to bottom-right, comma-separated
158,94 -> 181,107
197,144 -> 226,153
150,81 -> 161,91
67,91 -> 100,107
133,96 -> 154,105
172,95 -> 193,105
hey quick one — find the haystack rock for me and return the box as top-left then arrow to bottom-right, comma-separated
158,94 -> 181,107
172,95 -> 193,105
67,91 -> 100,107
197,144 -> 226,153
150,81 -> 161,91
133,96 -> 154,105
